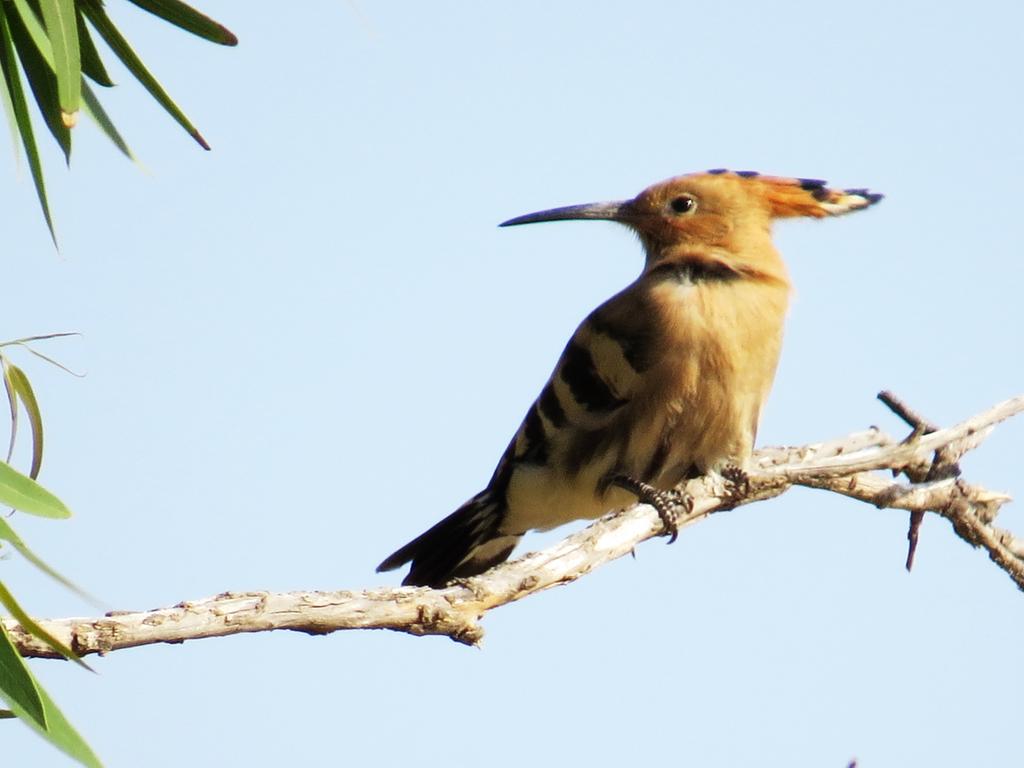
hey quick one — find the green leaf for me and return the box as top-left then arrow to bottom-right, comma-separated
0,461 -> 69,518
37,0 -> 79,123
0,4 -> 56,245
1,332 -> 80,345
83,80 -> 132,159
76,6 -> 112,87
1,358 -> 18,466
0,708 -> 17,718
0,37 -> 20,158
0,517 -> 96,605
0,615 -> 46,730
80,0 -> 209,149
7,0 -> 70,160
14,1 -> 127,160
5,363 -> 44,480
1,332 -> 84,377
0,582 -> 90,671
125,0 -> 237,46
0,621 -> 102,767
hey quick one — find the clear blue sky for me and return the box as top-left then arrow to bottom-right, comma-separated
4,2 -> 1023,766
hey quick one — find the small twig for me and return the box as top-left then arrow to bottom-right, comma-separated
904,510 -> 925,570
878,390 -> 938,433
877,390 -> 962,570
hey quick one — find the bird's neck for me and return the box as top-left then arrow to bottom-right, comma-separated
643,243 -> 790,289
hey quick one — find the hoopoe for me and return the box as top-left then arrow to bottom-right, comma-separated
378,169 -> 882,587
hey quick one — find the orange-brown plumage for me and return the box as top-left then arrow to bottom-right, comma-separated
378,170 -> 882,587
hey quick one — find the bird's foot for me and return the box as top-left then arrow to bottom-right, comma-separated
611,474 -> 692,544
719,464 -> 751,508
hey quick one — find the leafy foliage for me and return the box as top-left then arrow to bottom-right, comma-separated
0,336 -> 100,763
0,0 -> 237,243
1,4 -> 236,761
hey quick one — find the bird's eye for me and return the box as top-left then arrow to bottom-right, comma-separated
669,195 -> 697,215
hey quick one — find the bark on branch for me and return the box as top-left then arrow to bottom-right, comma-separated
7,393 -> 1023,655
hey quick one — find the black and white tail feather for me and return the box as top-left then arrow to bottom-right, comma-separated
376,490 -> 520,588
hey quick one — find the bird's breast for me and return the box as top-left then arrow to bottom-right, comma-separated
643,276 -> 788,473
499,271 -> 788,535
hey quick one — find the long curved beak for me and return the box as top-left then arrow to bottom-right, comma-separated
499,200 -> 630,227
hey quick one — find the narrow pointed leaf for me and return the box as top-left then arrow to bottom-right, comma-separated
36,0 -> 79,122
0,708 -> 16,718
14,686 -> 101,767
80,0 -> 209,149
1,358 -> 18,465
0,5 -> 56,244
0,582 -> 90,670
76,7 -> 111,86
0,461 -> 69,518
13,1 -> 55,64
6,364 -> 43,480
83,80 -> 132,158
0,43 -> 20,157
8,0 -> 70,159
0,618 -> 46,729
125,0 -> 237,46
0,623 -> 101,767
0,518 -> 96,605
2,332 -> 80,345
3,334 -> 86,376
7,342 -> 83,376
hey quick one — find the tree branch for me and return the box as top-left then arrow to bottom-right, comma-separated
7,393 -> 1023,655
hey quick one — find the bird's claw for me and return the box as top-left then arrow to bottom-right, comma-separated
611,474 -> 691,544
720,464 -> 751,507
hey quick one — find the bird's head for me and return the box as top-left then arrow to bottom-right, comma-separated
501,170 -> 882,279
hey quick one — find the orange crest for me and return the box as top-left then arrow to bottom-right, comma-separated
698,169 -> 883,218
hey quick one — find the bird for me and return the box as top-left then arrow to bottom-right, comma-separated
377,169 -> 882,588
